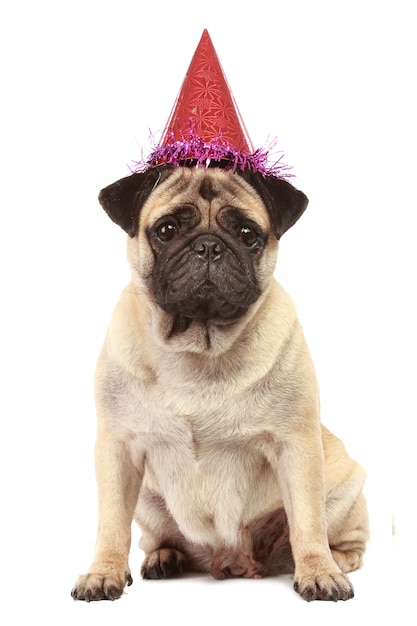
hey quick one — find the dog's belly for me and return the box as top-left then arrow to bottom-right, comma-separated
140,435 -> 282,548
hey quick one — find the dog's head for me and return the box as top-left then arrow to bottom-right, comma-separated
99,165 -> 308,353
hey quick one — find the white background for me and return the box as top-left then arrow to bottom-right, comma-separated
0,1 -> 415,624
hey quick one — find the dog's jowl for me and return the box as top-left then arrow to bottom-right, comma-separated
71,166 -> 369,602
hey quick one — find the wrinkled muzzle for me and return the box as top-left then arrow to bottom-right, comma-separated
152,233 -> 260,321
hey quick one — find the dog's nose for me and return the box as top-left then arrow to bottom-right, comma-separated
191,235 -> 226,262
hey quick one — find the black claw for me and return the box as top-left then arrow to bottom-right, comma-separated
85,590 -> 91,603
126,574 -> 133,586
147,565 -> 161,579
71,588 -> 77,600
142,567 -> 151,579
105,588 -> 116,601
305,590 -> 314,602
330,588 -> 339,602
337,585 -> 353,601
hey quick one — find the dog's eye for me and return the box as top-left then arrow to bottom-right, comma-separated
237,225 -> 258,247
156,220 -> 180,242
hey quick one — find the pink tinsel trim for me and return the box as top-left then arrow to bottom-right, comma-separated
131,128 -> 293,180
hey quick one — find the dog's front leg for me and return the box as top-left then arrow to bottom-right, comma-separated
71,427 -> 143,601
271,436 -> 354,601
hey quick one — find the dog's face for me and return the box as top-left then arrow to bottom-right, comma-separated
99,165 -> 308,352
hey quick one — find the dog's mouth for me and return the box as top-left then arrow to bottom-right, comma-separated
161,280 -> 251,328
169,312 -> 238,337
153,277 -> 261,351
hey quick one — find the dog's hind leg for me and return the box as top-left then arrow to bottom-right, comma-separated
328,491 -> 369,573
322,426 -> 369,575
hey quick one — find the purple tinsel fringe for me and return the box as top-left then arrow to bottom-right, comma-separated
131,128 -> 294,180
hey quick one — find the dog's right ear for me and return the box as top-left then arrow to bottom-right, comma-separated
98,166 -> 174,237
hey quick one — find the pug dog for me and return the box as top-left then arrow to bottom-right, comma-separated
71,165 -> 369,602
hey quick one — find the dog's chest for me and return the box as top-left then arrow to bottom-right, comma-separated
143,420 -> 280,546
111,355 -> 287,545
133,389 -> 281,546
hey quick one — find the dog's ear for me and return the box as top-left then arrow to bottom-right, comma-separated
239,171 -> 309,239
98,166 -> 175,236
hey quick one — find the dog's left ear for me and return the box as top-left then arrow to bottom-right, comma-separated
98,166 -> 174,237
240,171 -> 309,239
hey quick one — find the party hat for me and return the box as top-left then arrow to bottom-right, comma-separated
138,30 -> 291,178
160,29 -> 252,153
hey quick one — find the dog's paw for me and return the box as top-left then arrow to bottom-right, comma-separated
331,548 -> 364,573
71,570 -> 133,602
293,571 -> 354,602
141,548 -> 187,579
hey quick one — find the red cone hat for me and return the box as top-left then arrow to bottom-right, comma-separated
140,30 -> 292,178
160,29 -> 253,154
